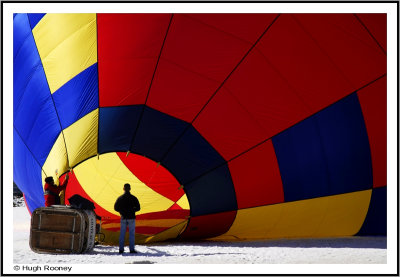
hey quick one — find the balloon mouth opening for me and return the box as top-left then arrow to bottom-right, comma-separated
64,152 -> 190,244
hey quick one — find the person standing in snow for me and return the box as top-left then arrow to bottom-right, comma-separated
114,183 -> 141,254
44,173 -> 69,207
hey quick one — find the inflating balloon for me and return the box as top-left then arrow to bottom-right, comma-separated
14,13 -> 387,244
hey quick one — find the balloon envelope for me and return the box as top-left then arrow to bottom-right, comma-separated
13,13 -> 387,244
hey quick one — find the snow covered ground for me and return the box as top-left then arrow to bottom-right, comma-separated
8,204 -> 394,275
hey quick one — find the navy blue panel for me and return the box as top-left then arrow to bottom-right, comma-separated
357,187 -> 387,236
98,106 -> 142,153
273,94 -> 372,202
131,107 -> 189,162
184,165 -> 237,217
272,116 -> 330,201
53,63 -> 99,129
28,13 -> 46,29
316,94 -> 372,194
129,106 -> 236,216
163,126 -> 226,185
14,128 -> 45,211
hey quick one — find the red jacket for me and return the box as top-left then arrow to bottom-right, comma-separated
44,179 -> 68,207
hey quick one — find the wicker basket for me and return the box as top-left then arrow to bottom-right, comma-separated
29,206 -> 96,254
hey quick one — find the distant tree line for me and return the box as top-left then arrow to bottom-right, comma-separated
13,182 -> 23,197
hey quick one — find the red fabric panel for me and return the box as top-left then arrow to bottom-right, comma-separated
355,13 -> 387,53
194,14 -> 387,160
97,14 -> 171,107
168,203 -> 184,210
136,226 -> 170,235
147,14 -> 277,123
357,77 -> 387,188
23,194 -> 32,214
105,227 -> 119,232
290,14 -> 386,91
193,86 -> 270,161
254,14 -> 356,114
194,50 -> 309,161
105,228 -> 119,232
117,152 -> 184,202
180,211 -> 236,239
100,210 -> 189,235
64,171 -> 118,220
184,14 -> 278,45
136,209 -> 189,220
228,140 -> 284,209
147,60 -> 220,123
102,218 -> 120,232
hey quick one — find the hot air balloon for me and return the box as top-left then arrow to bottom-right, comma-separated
13,13 -> 387,244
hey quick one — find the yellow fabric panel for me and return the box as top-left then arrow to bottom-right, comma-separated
59,190 -> 66,205
97,228 -> 120,245
136,219 -> 186,228
176,194 -> 190,210
101,219 -> 185,229
313,189 -> 372,236
32,13 -> 97,93
41,132 -> 69,187
144,221 -> 188,243
218,190 -> 372,240
101,223 -> 120,230
73,152 -> 175,217
265,195 -> 331,238
95,225 -> 186,245
63,109 -> 98,167
98,228 -> 151,245
214,201 -> 284,240
134,234 -> 151,245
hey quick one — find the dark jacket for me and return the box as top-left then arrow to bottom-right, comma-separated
114,192 -> 140,219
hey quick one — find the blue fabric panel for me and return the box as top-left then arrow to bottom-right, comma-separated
27,13 -> 46,29
272,117 -> 330,201
98,106 -> 142,154
163,126 -> 226,185
24,196 -> 41,214
356,187 -> 387,236
130,106 -> 236,216
53,63 -> 99,129
101,106 -> 236,216
316,93 -> 372,194
184,165 -> 237,217
14,14 -> 31,60
131,107 -> 188,162
14,13 -> 42,115
14,128 -> 45,211
272,94 -> 372,202
13,69 -> 61,166
14,13 -> 60,166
